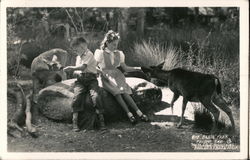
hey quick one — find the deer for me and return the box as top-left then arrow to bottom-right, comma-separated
141,62 -> 235,131
31,48 -> 69,103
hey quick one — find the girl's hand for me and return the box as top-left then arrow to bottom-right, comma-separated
134,67 -> 141,70
63,66 -> 74,72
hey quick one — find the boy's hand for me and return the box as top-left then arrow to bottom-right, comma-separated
63,66 -> 74,72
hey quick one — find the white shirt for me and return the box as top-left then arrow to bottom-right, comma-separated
74,49 -> 97,74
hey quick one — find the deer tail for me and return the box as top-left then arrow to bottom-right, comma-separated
215,78 -> 222,95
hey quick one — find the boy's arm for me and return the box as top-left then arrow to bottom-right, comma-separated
64,51 -> 93,73
63,64 -> 87,73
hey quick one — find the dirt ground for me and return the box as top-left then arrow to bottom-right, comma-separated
7,87 -> 240,152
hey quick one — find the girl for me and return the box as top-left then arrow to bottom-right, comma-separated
94,30 -> 149,124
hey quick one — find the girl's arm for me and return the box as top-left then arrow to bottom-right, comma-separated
96,64 -> 110,80
120,62 -> 141,72
119,51 -> 141,72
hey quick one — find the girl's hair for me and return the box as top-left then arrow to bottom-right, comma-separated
70,37 -> 87,47
100,30 -> 120,50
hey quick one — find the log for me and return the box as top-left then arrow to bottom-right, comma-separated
37,77 -> 162,129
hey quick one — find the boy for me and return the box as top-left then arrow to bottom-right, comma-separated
63,37 -> 106,132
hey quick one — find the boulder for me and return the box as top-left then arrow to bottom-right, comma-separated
37,77 -> 162,129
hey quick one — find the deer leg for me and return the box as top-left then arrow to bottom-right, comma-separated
170,93 -> 179,114
200,97 -> 220,131
177,98 -> 188,128
212,95 -> 235,131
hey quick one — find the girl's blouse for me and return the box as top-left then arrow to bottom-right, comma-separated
94,49 -> 125,69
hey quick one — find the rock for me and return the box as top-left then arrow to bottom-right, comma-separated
37,77 -> 162,129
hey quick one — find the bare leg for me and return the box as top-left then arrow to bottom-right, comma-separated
115,94 -> 136,124
177,98 -> 188,128
122,94 -> 140,112
122,93 -> 149,122
170,94 -> 179,114
115,94 -> 131,113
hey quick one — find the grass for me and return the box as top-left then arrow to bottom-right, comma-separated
128,25 -> 239,131
130,25 -> 239,108
131,40 -> 166,67
193,103 -> 213,132
192,103 -> 233,133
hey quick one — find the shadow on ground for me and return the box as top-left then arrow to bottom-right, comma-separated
8,99 -> 240,152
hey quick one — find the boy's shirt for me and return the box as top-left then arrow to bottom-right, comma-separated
74,49 -> 97,75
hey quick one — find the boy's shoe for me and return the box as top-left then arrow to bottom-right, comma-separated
140,114 -> 150,122
97,113 -> 107,131
72,126 -> 80,132
99,120 -> 107,131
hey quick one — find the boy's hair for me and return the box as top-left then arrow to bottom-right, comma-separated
71,37 -> 87,47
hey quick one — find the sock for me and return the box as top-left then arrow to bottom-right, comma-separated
127,112 -> 133,118
136,110 -> 143,117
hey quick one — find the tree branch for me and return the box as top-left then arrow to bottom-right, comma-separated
74,8 -> 84,33
64,8 -> 79,34
14,41 -> 24,77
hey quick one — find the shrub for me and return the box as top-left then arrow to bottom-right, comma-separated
193,103 -> 213,131
129,26 -> 239,108
131,40 -> 182,69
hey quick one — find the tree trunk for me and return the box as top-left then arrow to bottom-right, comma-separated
136,8 -> 145,37
194,7 -> 199,24
37,77 -> 162,129
117,8 -> 129,39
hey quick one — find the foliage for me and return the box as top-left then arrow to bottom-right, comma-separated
131,40 -> 166,66
131,24 -> 239,108
7,8 -> 49,43
7,7 -> 239,108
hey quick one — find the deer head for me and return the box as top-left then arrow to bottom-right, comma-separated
141,61 -> 165,79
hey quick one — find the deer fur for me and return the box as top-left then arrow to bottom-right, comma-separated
141,64 -> 235,131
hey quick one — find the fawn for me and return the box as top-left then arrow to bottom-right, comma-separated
141,63 -> 235,131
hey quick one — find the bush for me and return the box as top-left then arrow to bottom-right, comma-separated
130,40 -> 182,69
193,103 -> 213,131
193,103 -> 229,133
129,25 -> 239,108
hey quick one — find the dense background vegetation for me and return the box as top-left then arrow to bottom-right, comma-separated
7,7 -> 239,107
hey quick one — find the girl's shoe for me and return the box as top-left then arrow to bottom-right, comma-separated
129,116 -> 137,125
140,114 -> 150,122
